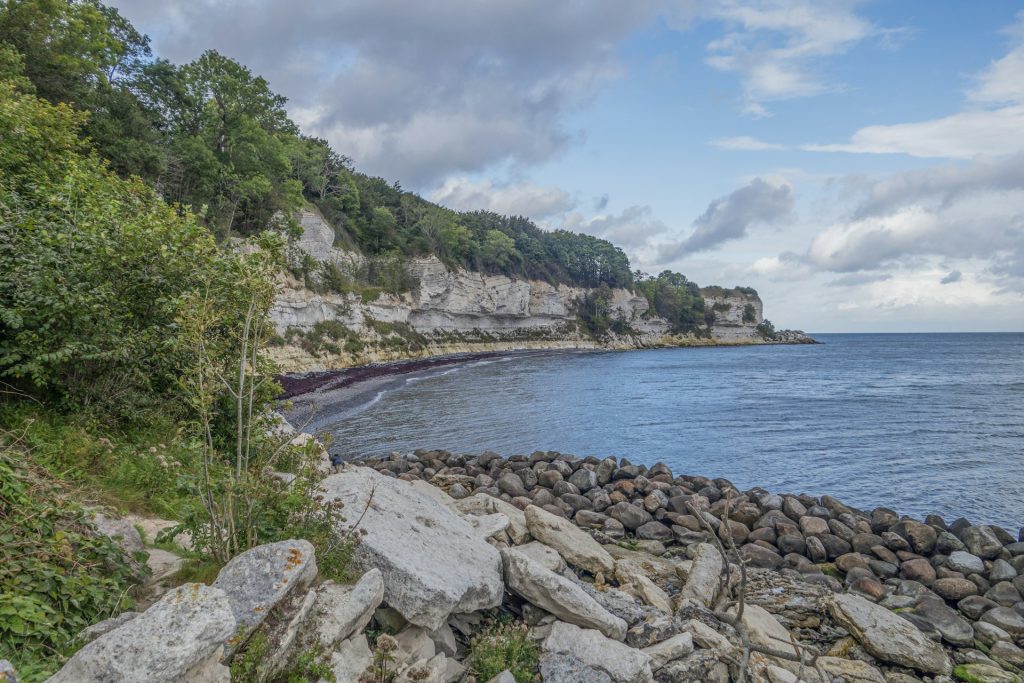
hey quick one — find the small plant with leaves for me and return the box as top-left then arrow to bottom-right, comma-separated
467,621 -> 539,683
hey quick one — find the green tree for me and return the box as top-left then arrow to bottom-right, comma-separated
480,229 -> 519,272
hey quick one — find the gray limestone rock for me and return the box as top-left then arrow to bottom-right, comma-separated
538,653 -> 612,683
501,548 -> 626,640
212,539 -> 317,639
826,592 -> 951,675
301,569 -> 384,650
678,543 -> 723,609
524,505 -> 614,575
319,467 -> 504,630
542,621 -> 653,683
49,584 -> 235,683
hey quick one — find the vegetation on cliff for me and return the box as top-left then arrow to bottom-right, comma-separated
0,0 -> 718,338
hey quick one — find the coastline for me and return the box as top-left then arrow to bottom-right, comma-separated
276,333 -> 817,400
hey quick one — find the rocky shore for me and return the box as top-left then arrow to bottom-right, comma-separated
36,443 -> 1024,683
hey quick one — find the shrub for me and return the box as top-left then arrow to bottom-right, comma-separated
0,429 -> 144,681
467,621 -> 539,683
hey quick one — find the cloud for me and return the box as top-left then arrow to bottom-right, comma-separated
710,135 -> 786,151
800,107 -> 1024,159
111,0 -> 660,187
562,205 -> 671,249
803,13 -> 1024,159
940,270 -> 963,284
968,12 -> 1024,105
430,178 -> 575,219
796,156 -> 1024,294
826,272 -> 893,287
659,178 -> 794,259
675,0 -> 879,115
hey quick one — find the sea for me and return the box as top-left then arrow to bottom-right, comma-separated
319,333 -> 1024,530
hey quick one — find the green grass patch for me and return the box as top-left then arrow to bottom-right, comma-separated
467,621 -> 539,683
0,429 -> 144,682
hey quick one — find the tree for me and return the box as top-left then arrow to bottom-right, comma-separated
480,230 -> 519,272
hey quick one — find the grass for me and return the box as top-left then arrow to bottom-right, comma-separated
0,403 -> 198,519
467,621 -> 539,683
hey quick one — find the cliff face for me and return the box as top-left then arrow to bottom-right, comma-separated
269,210 -> 780,372
701,288 -> 764,342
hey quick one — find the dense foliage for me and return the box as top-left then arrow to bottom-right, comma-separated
0,0 -> 677,298
633,271 -> 708,334
0,428 -> 142,681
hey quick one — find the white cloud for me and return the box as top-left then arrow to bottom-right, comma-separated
969,12 -> 1024,105
429,178 -> 575,219
801,106 -> 1024,159
710,135 -> 786,151
803,12 -> 1024,159
111,0 -> 660,187
677,0 -> 879,115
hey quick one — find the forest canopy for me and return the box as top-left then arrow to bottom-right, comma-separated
0,0 -> 718,331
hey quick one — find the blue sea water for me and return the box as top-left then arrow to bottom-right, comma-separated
323,333 -> 1024,529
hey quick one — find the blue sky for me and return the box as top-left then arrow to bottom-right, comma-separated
114,0 -> 1024,332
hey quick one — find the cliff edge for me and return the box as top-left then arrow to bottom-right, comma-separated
270,210 -> 814,372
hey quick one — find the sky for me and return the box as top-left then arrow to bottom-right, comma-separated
111,0 -> 1024,332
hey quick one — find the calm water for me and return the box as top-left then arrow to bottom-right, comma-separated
323,334 -> 1024,529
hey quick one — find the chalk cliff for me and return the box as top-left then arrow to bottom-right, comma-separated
269,210 -> 810,372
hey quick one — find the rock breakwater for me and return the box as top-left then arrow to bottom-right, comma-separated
38,445 -> 1024,683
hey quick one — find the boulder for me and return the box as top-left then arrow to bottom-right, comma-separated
515,540 -> 567,573
320,467 -> 504,630
826,592 -> 951,674
538,653 -> 612,683
951,663 -> 1022,683
212,539 -> 317,642
981,607 -> 1024,637
49,584 -> 235,683
910,596 -> 974,647
301,569 -> 384,650
815,656 -> 886,683
524,505 -> 614,576
607,502 -> 653,531
329,634 -> 374,683
91,513 -> 145,556
948,550 -> 986,575
641,633 -> 693,671
542,621 -> 653,683
678,543 -> 723,609
451,493 -> 531,544
501,548 -> 626,640
962,526 -> 1004,559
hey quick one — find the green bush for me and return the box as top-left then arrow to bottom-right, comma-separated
0,430 -> 144,681
467,621 -> 539,683
0,78 -> 281,420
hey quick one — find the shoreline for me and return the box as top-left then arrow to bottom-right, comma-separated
276,335 -> 816,401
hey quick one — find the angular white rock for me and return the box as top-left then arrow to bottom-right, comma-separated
452,493 -> 531,544
501,548 -> 627,641
49,584 -> 236,683
525,505 -> 615,575
320,467 -> 504,630
543,621 -> 653,683
827,592 -> 951,674
641,633 -> 694,671
679,543 -> 723,609
516,541 -> 568,573
303,569 -> 384,649
212,539 -> 317,644
329,634 -> 373,683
